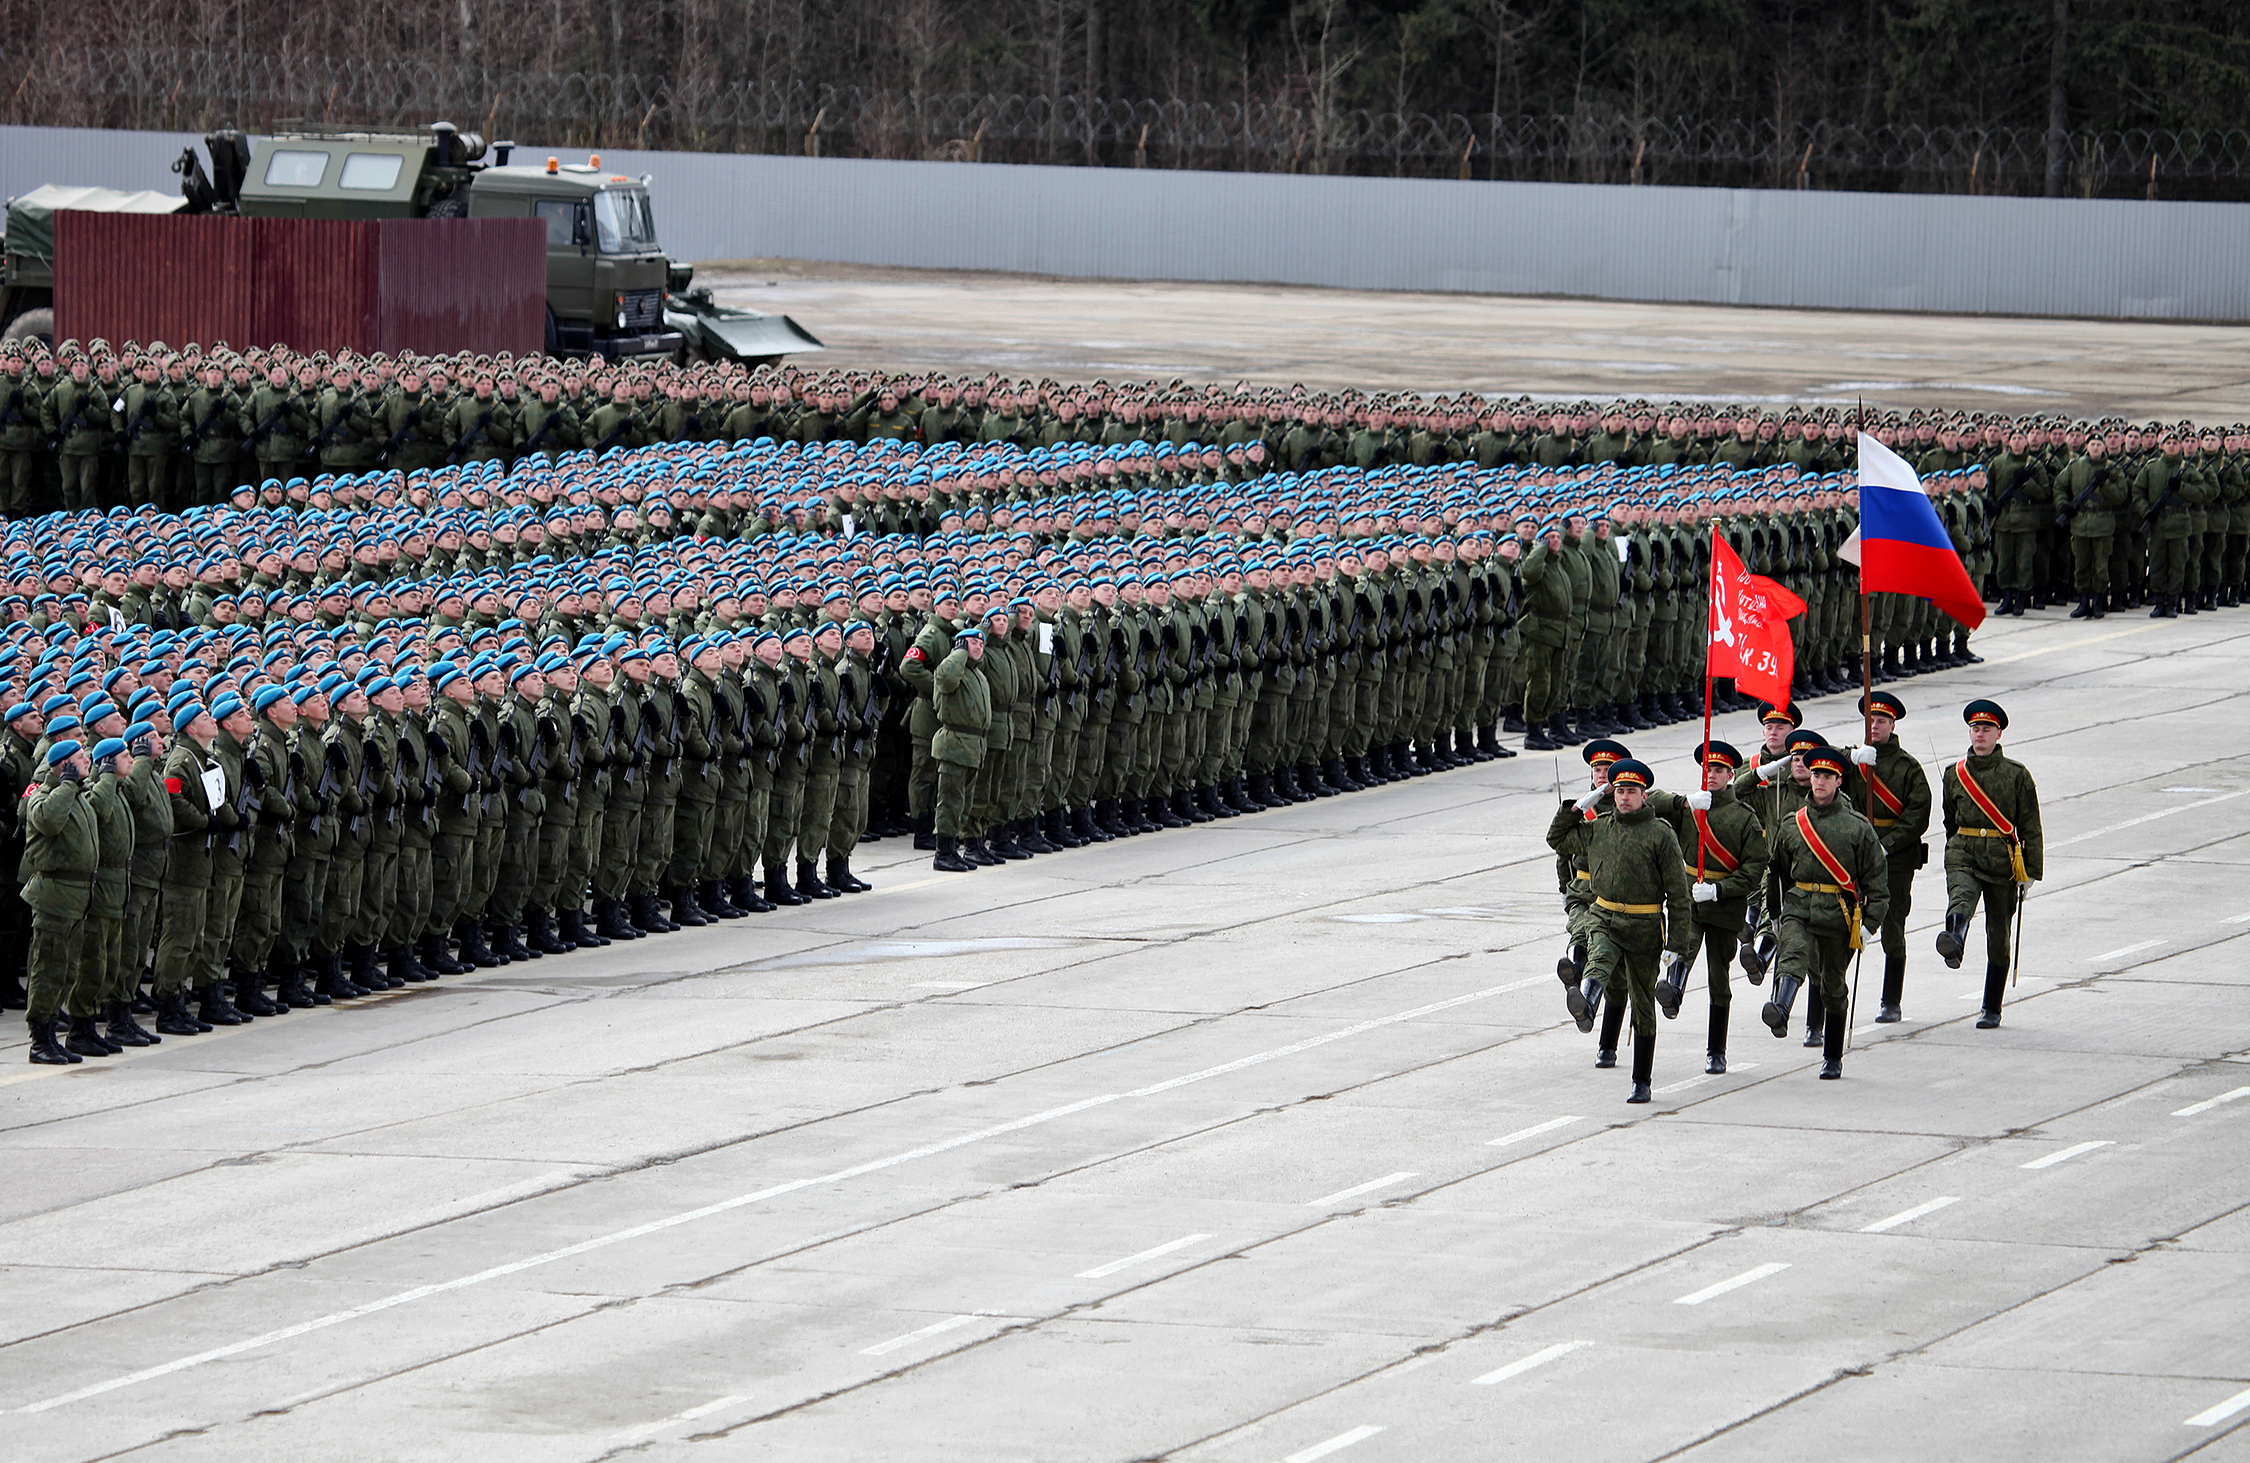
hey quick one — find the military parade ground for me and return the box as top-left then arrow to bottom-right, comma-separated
2,475 -> 2246,1460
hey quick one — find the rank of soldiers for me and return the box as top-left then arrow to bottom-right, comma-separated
1548,695 -> 2042,1102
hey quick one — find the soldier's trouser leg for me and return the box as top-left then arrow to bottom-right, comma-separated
908,736 -> 938,820
321,841 -> 365,952
1946,870 -> 2019,975
763,771 -> 805,875
597,800 -> 642,902
118,882 -> 158,1000
1075,718 -> 1109,805
286,846 -> 330,958
1245,696 -> 1283,775
1691,921 -> 1738,1008
934,760 -> 978,840
1879,855 -> 1915,958
1049,719 -> 1082,808
828,765 -> 869,864
194,461 -> 232,507
736,781 -> 770,880
430,831 -> 471,933
668,797 -> 716,890
125,455 -> 161,508
2228,533 -> 2249,590
633,797 -> 675,897
2150,537 -> 2188,598
1996,530 -> 2037,593
971,751 -> 1004,834
26,912 -> 87,1022
1586,925 -> 1660,1040
1521,640 -> 1565,725
2070,537 -> 2111,599
797,769 -> 839,860
70,914 -> 119,1016
3,450 -> 36,516
355,838 -> 397,948
57,453 -> 99,512
1776,915 -> 1853,1012
195,870 -> 245,989
2200,531 -> 2226,598
565,793 -> 606,911
230,861 -> 286,970
705,788 -> 746,884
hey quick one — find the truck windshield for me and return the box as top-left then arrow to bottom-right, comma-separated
592,188 -> 659,254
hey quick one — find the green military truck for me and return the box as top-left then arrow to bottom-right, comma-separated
2,122 -> 822,364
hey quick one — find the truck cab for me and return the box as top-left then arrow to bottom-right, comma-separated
467,161 -> 679,360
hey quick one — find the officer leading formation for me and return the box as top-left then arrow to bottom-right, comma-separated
1550,696 -> 2040,1101
0,343 -> 2092,1067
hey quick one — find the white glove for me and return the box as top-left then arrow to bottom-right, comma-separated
1692,882 -> 1719,903
1573,784 -> 1610,812
1851,746 -> 1878,766
1685,790 -> 1713,811
1758,757 -> 1788,782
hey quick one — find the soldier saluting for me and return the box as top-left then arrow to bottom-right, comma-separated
1761,744 -> 1888,1079
1560,757 -> 1692,1104
1666,740 -> 1769,1074
1935,699 -> 2043,1029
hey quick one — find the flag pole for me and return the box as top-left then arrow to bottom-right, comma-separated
1699,523 -> 1715,883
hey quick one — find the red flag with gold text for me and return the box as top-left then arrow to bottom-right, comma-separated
1708,530 -> 1807,707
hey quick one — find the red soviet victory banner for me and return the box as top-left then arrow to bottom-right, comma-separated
1708,529 -> 1808,708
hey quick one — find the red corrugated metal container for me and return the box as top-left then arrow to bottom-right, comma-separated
56,213 -> 545,355
373,219 -> 547,357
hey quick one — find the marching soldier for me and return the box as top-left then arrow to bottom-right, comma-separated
1665,740 -> 1769,1074
1560,757 -> 1693,1103
1760,744 -> 1888,1078
1843,691 -> 1932,1023
1935,700 -> 2043,1028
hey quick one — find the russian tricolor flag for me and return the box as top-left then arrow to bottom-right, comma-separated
1846,431 -> 1987,631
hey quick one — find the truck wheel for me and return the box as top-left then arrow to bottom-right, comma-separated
427,193 -> 468,219
2,307 -> 55,347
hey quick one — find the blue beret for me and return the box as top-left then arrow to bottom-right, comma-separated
46,739 -> 81,766
251,685 -> 288,713
91,736 -> 127,762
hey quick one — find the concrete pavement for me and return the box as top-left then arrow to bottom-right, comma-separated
2,605 -> 2248,1462
706,261 -> 2250,423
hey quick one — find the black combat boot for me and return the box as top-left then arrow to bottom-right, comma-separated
1130,797 -> 1164,833
1096,799 -> 1132,836
966,836 -> 1004,866
1075,806 -> 1112,843
1820,1005 -> 1846,1078
1502,706 -> 1527,733
1013,815 -> 1053,853
1656,952 -> 1688,1021
155,989 -> 210,1035
1978,960 -> 2007,1028
1876,954 -> 1905,1022
1326,758 -> 1364,793
796,861 -> 842,897
494,921 -> 538,962
197,985 -> 246,1026
989,824 -> 1033,859
770,868 -> 813,905
105,1000 -> 158,1047
1706,1002 -> 1728,1074
364,942 -> 406,986
272,954 -> 319,1006
1557,938 -> 1586,986
1760,973 -> 1801,1037
594,898 -> 638,942
65,1013 -> 118,1057
389,942 -> 430,984
532,907 -> 576,950
1595,998 -> 1626,1066
233,974 -> 284,1017
1935,911 -> 1969,969
912,813 -> 936,853
699,881 -> 745,919
933,835 -> 976,873
669,885 -> 710,927
28,1016 -> 77,1065
1522,718 -> 1560,752
1628,1029 -> 1655,1103
422,930 -> 470,973
1551,716 -> 1585,748
1567,974 -> 1605,1035
1148,796 -> 1187,830
456,921 -> 502,967
1047,808 -> 1085,848
825,855 -> 871,893
1804,986 -> 1825,1047
1169,790 -> 1205,825
730,875 -> 775,914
